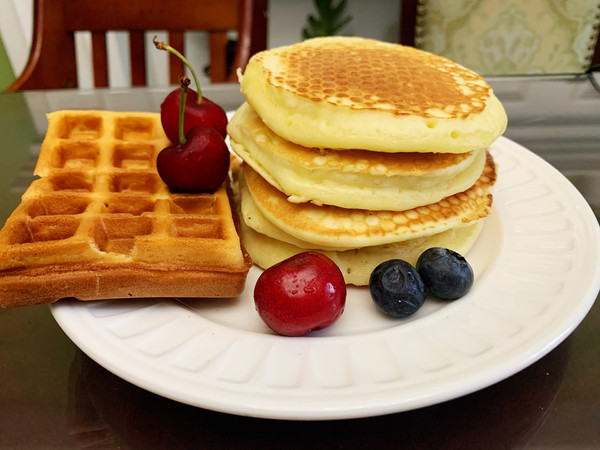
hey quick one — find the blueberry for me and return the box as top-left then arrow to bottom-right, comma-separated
416,247 -> 474,300
369,259 -> 426,318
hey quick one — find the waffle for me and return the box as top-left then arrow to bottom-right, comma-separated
0,110 -> 251,307
240,36 -> 507,153
228,102 -> 486,211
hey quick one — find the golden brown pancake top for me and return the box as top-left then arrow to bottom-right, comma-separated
255,37 -> 492,119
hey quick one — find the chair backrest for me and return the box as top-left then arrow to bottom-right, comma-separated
400,0 -> 600,75
6,0 -> 268,91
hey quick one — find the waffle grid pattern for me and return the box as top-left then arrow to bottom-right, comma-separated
0,111 -> 250,306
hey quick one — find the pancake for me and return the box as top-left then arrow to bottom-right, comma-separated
238,208 -> 485,286
240,153 -> 496,249
228,102 -> 487,211
238,169 -> 478,253
239,36 -> 507,153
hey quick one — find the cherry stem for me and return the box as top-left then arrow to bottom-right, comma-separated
178,76 -> 191,145
153,35 -> 203,104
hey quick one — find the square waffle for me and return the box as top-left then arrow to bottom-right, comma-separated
0,110 -> 251,307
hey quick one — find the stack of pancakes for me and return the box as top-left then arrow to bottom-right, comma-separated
227,37 -> 507,285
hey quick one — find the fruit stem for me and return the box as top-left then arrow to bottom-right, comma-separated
153,35 -> 203,104
178,76 -> 191,145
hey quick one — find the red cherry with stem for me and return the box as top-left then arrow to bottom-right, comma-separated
153,36 -> 228,142
157,77 -> 230,193
254,252 -> 347,337
160,89 -> 227,143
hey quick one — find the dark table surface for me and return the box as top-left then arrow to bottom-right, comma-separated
1,77 -> 599,449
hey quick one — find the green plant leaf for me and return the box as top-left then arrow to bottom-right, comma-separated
303,0 -> 352,39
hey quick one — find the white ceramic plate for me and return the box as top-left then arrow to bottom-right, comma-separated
51,137 -> 600,420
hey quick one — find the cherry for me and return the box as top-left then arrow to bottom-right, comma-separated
153,36 -> 228,142
254,252 -> 346,337
156,77 -> 230,193
160,89 -> 228,143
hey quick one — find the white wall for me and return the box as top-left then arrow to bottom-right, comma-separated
269,0 -> 399,47
0,0 -> 400,89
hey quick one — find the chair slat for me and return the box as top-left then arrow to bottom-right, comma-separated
91,32 -> 108,87
168,32 -> 185,85
209,32 -> 228,82
129,31 -> 147,86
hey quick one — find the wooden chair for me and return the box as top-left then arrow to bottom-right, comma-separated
5,0 -> 268,91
